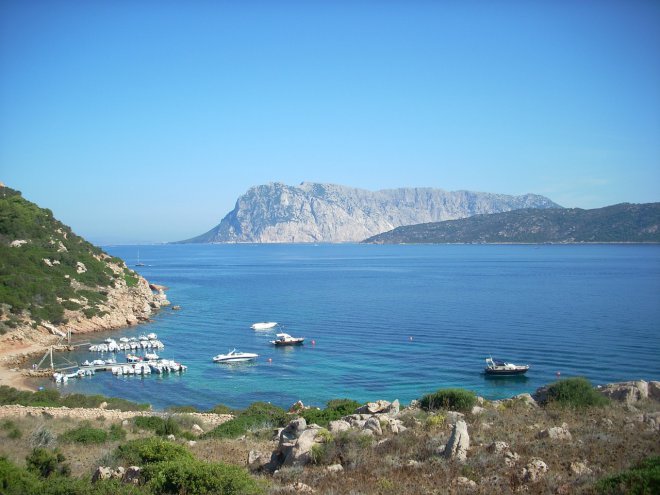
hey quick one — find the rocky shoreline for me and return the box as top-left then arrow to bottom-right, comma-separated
0,268 -> 171,391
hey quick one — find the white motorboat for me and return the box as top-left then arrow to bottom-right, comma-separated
270,333 -> 305,346
147,333 -> 157,340
251,322 -> 278,330
213,349 -> 259,363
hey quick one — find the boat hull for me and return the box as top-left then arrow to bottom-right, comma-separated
484,367 -> 529,376
272,339 -> 304,346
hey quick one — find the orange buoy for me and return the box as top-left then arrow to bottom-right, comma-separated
556,371 -> 561,376
268,358 -> 272,363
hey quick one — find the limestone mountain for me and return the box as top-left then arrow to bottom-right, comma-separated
181,182 -> 561,243
363,203 -> 660,244
0,185 -> 169,342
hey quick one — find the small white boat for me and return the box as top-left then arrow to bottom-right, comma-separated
147,333 -> 157,340
213,349 -> 259,363
119,337 -> 130,343
144,353 -> 159,361
270,333 -> 305,346
251,322 -> 278,330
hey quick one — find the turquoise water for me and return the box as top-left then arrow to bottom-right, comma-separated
43,244 -> 660,410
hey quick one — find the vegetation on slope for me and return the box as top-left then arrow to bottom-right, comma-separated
364,202 -> 660,244
0,186 -> 138,333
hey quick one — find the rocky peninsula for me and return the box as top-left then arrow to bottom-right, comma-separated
0,185 -> 171,390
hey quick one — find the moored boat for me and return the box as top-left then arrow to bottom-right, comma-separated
484,357 -> 530,376
251,322 -> 278,330
270,333 -> 305,346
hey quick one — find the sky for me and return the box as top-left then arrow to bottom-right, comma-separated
1,1 -> 659,244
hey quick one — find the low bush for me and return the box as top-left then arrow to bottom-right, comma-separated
419,388 -> 477,412
134,416 -> 181,436
143,458 -> 263,495
1,419 -> 22,439
60,422 -> 108,444
0,457 -> 42,495
108,423 -> 126,441
207,404 -> 234,415
115,437 -> 193,466
205,402 -> 288,439
545,377 -> 609,408
300,399 -> 362,427
0,386 -> 148,411
29,426 -> 56,448
25,448 -> 70,478
595,456 -> 660,494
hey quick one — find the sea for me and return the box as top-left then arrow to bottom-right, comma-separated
38,244 -> 660,411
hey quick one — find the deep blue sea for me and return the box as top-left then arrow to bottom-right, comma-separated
39,244 -> 660,411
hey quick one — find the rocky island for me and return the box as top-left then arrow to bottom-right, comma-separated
0,185 -> 170,388
179,182 -> 560,243
364,202 -> 660,244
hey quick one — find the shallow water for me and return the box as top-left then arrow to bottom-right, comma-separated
41,244 -> 660,410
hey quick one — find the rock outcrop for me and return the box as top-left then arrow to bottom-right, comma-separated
180,182 -> 560,243
443,420 -> 470,462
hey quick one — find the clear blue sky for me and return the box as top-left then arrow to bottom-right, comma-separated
1,1 -> 659,244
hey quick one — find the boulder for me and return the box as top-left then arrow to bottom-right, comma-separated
443,420 -> 469,462
122,466 -> 142,485
471,405 -> 485,415
328,420 -> 351,433
520,458 -> 548,483
111,466 -> 125,480
537,424 -> 572,441
92,466 -> 113,483
355,399 -> 397,415
187,440 -> 197,447
284,482 -> 315,493
364,416 -> 383,436
98,402 -> 108,410
247,450 -> 269,471
283,428 -> 322,467
599,381 -> 649,404
191,424 -> 204,435
532,385 -> 550,405
487,441 -> 510,455
326,463 -> 344,473
570,461 -> 592,476
166,434 -> 176,441
289,400 -> 307,413
512,393 -> 538,407
451,476 -> 478,492
445,411 -> 465,425
648,381 -> 660,401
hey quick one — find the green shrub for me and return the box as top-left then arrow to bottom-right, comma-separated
419,388 -> 476,412
25,448 -> 70,478
143,458 -> 262,495
60,423 -> 108,444
0,457 -> 42,495
108,423 -> 126,441
133,416 -> 181,437
0,386 -> 148,412
300,399 -> 361,427
207,404 -> 234,415
546,377 -> 610,408
1,419 -> 22,439
595,456 -> 660,494
115,437 -> 193,466
205,402 -> 287,439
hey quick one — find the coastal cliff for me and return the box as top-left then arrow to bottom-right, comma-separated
179,182 -> 560,243
0,185 -> 169,358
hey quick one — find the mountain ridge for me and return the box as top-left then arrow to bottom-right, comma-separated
180,182 -> 561,243
363,202 -> 660,244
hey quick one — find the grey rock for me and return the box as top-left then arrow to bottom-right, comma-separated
328,420 -> 351,433
364,416 -> 383,436
122,466 -> 142,485
487,441 -> 510,455
191,424 -> 204,435
537,424 -> 572,441
181,182 -> 559,243
92,466 -> 113,483
325,463 -> 344,473
443,420 -> 469,462
570,461 -> 592,476
445,411 -> 465,425
283,428 -> 322,467
520,458 -> 548,483
599,381 -> 649,404
647,381 -> 660,401
451,476 -> 478,492
166,434 -> 176,441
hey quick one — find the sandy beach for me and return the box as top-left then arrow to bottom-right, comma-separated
0,328 -> 61,391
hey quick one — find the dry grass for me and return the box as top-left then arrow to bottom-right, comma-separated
0,398 -> 658,494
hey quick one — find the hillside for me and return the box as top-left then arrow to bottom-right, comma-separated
179,182 -> 560,243
0,185 -> 169,344
363,203 -> 660,244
